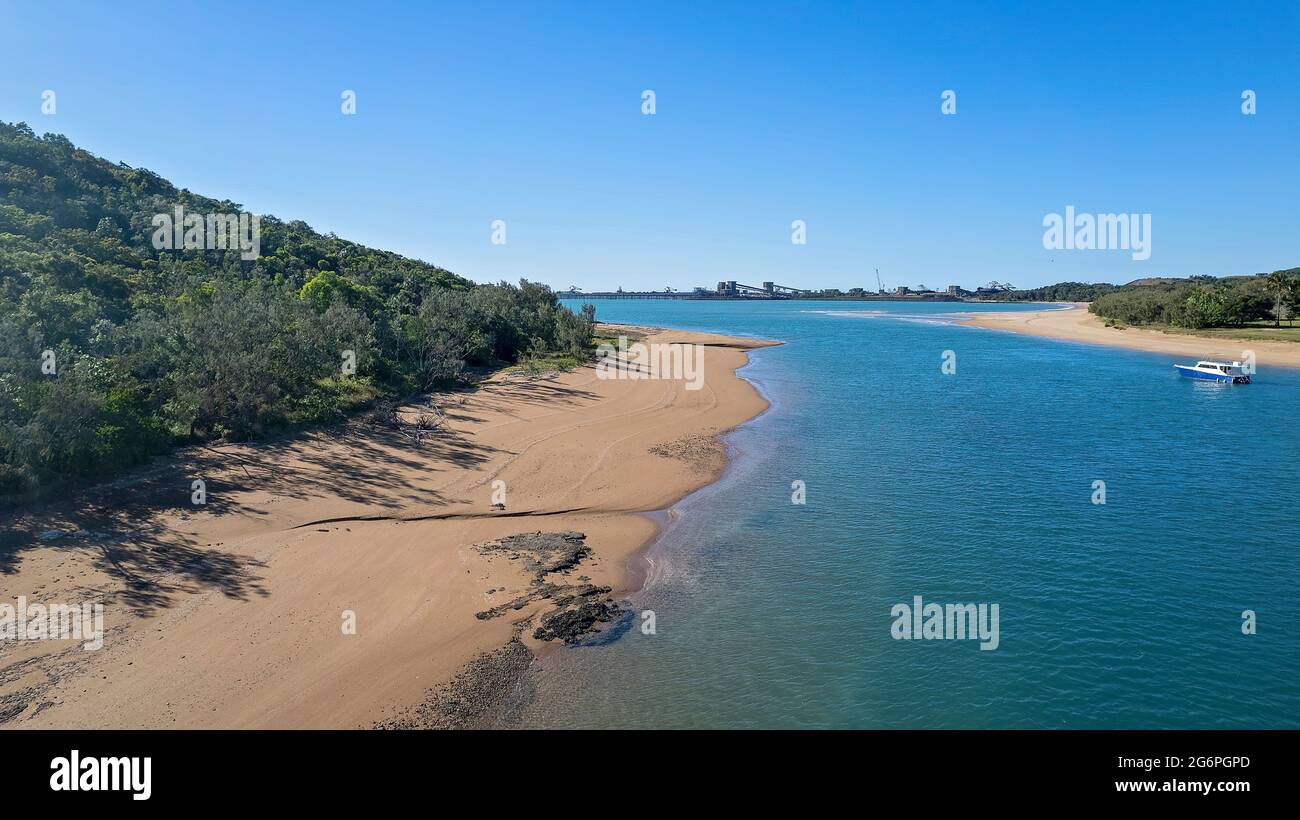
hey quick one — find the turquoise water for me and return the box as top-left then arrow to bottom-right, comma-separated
521,299 -> 1299,729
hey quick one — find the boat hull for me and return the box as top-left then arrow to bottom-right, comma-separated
1174,365 -> 1249,384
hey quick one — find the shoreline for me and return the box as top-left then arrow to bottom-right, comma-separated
600,322 -> 779,605
0,325 -> 777,729
620,334 -> 777,602
962,303 -> 1300,369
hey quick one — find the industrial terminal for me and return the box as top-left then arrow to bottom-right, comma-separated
563,274 -> 1017,301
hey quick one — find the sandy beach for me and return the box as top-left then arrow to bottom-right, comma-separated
964,304 -> 1300,368
0,326 -> 774,728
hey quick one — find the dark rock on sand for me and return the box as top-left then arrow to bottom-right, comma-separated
373,638 -> 534,730
533,599 -> 621,644
476,530 -> 591,577
471,530 -> 622,644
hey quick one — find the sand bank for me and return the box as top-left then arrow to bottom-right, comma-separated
0,326 -> 775,728
963,304 -> 1300,368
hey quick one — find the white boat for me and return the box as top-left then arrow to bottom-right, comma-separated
1173,360 -> 1251,384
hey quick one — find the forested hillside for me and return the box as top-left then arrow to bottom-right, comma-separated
0,121 -> 594,500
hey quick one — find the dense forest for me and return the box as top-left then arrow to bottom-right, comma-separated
0,121 -> 595,501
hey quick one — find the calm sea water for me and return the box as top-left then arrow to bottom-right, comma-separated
520,299 -> 1299,728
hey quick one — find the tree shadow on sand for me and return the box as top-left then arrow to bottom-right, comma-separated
450,377 -> 602,418
0,379 -> 603,614
0,483 -> 270,616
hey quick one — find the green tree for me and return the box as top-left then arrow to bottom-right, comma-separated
1284,277 -> 1300,326
1266,269 -> 1292,328
1170,287 -> 1227,329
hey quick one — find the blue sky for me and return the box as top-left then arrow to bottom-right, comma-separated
2,1 -> 1297,292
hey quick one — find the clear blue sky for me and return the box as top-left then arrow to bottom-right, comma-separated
2,1 -> 1297,291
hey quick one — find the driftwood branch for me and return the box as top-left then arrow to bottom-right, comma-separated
365,399 -> 447,445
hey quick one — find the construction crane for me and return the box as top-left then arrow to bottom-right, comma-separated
875,268 -> 884,294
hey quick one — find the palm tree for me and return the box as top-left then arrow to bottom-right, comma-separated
1266,270 -> 1290,328
1286,278 -> 1300,327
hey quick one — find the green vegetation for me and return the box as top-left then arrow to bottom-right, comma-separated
503,352 -> 583,376
1151,323 -> 1300,343
0,121 -> 596,501
984,270 -> 1300,334
980,281 -> 1120,302
1088,270 -> 1299,330
592,329 -> 646,348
